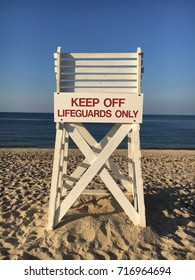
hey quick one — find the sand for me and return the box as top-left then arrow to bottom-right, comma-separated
0,148 -> 194,260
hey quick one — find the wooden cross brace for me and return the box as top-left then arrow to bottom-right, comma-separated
62,123 -> 133,195
47,123 -> 146,230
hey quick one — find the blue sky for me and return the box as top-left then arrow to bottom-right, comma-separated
0,0 -> 195,114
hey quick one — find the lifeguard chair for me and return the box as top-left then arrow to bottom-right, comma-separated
47,47 -> 146,230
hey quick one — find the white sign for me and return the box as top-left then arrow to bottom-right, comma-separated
54,92 -> 143,123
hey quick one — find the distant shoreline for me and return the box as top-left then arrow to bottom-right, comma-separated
0,146 -> 195,151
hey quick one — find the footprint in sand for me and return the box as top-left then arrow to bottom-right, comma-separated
67,234 -> 77,243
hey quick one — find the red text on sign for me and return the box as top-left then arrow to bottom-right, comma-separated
115,110 -> 138,118
71,98 -> 99,107
104,98 -> 126,107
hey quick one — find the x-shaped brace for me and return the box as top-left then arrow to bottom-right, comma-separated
62,123 -> 133,195
54,123 -> 139,227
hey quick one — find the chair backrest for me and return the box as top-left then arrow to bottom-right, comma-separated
54,47 -> 144,94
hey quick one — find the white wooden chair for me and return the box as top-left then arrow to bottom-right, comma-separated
47,47 -> 146,230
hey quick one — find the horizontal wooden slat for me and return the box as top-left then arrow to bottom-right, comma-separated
59,67 -> 137,74
82,189 -> 130,195
82,189 -> 110,195
60,74 -> 137,80
59,60 -> 138,67
57,75 -> 140,83
60,87 -> 138,93
60,52 -> 138,59
60,81 -> 137,87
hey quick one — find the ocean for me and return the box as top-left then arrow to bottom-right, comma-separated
0,112 -> 194,149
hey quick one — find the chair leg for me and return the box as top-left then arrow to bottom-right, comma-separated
131,124 -> 146,227
47,122 -> 64,230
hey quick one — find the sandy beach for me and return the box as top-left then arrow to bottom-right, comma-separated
0,148 -> 194,260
